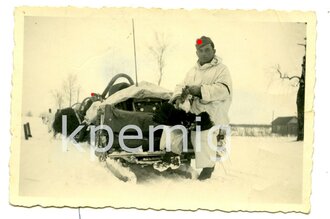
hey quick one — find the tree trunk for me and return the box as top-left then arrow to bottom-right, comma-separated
296,82 -> 304,141
69,90 -> 72,107
158,67 -> 163,86
296,56 -> 305,141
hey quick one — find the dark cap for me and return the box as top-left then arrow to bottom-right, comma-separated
195,36 -> 214,49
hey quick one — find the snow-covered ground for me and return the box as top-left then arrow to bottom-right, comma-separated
17,116 -> 303,209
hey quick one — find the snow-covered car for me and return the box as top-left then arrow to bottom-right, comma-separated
53,73 -> 199,182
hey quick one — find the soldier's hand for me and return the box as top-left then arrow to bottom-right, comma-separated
175,98 -> 183,108
188,85 -> 202,97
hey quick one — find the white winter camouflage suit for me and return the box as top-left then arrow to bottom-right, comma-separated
160,55 -> 232,168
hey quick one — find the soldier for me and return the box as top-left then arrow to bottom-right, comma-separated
166,36 -> 232,180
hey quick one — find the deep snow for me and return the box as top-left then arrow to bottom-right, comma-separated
18,116 -> 304,209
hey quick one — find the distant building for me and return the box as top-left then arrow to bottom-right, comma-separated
230,124 -> 272,136
271,116 -> 298,136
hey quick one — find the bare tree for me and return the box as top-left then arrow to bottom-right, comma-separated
148,32 -> 169,86
63,74 -> 78,107
76,85 -> 81,103
51,89 -> 64,110
274,54 -> 305,141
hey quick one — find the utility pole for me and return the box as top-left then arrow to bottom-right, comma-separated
132,19 -> 138,86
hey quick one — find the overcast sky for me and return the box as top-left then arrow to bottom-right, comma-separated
21,9 -> 306,124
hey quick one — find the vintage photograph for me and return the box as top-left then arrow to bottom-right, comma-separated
10,7 -> 315,212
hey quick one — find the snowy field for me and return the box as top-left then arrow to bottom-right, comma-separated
17,116 -> 303,209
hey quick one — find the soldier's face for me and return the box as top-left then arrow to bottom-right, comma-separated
196,44 -> 216,65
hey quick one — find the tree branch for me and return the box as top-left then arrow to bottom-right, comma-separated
276,68 -> 301,81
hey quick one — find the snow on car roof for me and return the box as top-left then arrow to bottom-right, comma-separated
100,81 -> 172,106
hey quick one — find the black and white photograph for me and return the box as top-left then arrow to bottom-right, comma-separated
9,7 -> 315,212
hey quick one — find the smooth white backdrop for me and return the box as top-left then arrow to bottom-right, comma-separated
1,1 -> 329,219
